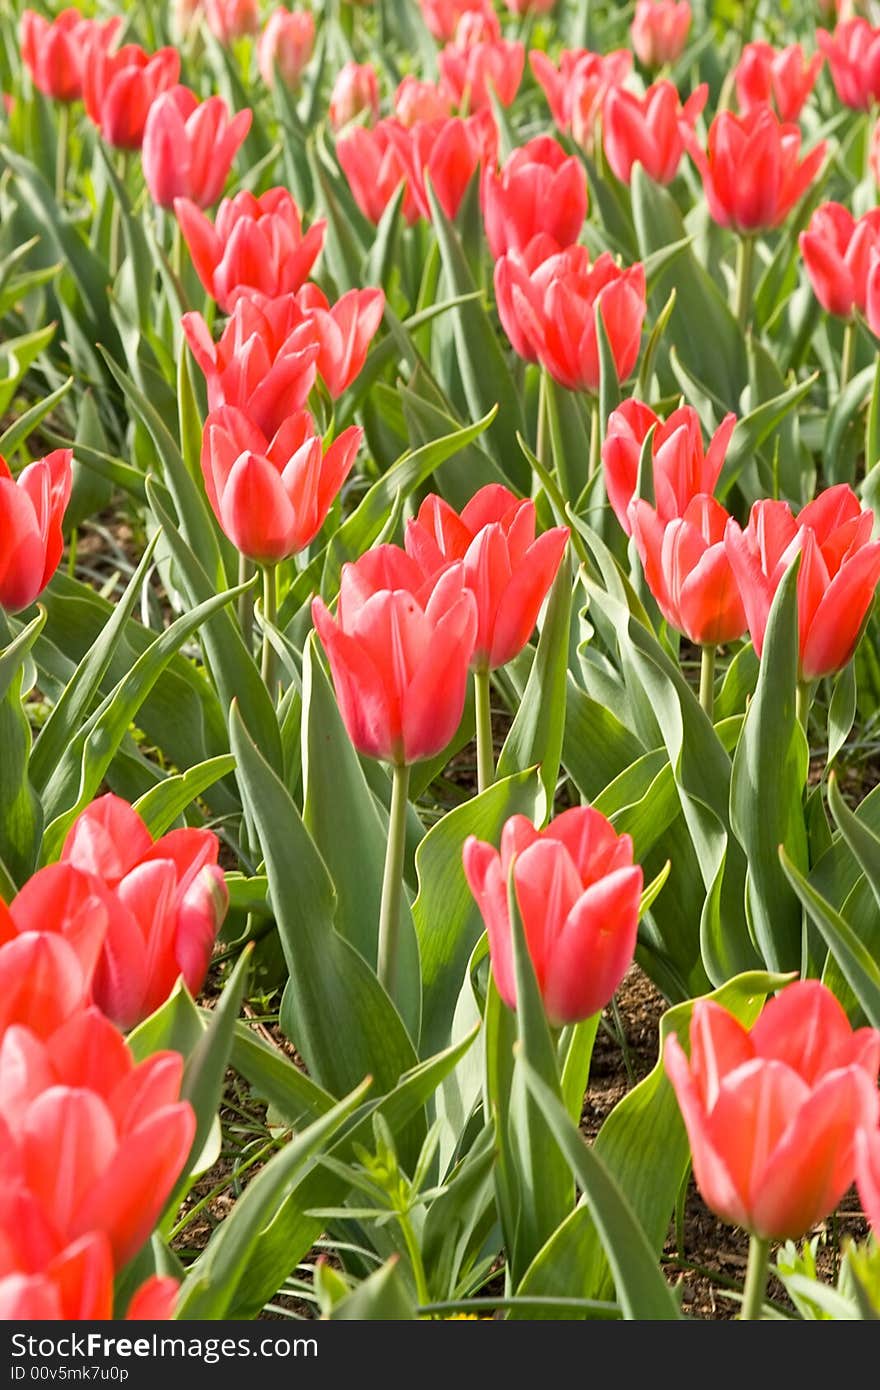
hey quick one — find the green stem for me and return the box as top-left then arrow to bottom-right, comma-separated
734,236 -> 755,334
588,395 -> 601,480
474,666 -> 494,794
699,644 -> 716,721
536,368 -> 549,467
377,761 -> 411,1003
398,1210 -> 432,1314
740,1234 -> 770,1320
238,553 -> 255,651
840,320 -> 857,392
55,103 -> 69,203
260,563 -> 278,698
796,680 -> 812,735
108,151 -> 128,279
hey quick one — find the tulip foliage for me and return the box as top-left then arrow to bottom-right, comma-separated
1,0 -> 880,1328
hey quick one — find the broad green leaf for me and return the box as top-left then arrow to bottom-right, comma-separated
132,756 -> 237,838
328,1258 -> 418,1319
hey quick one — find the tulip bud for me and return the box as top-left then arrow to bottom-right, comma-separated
0,450 -> 72,612
631,0 -> 691,70
257,8 -> 316,89
204,0 -> 260,44
328,61 -> 380,131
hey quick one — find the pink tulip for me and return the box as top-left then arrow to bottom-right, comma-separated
204,0 -> 260,44
329,61 -> 380,131
855,1124 -> 880,1235
142,86 -> 252,210
603,81 -> 707,186
665,980 -> 880,1240
394,77 -> 453,127
419,0 -> 493,42
0,449 -> 72,612
439,36 -> 525,111
818,19 -> 880,111
82,38 -> 179,150
463,806 -> 643,1026
258,9 -> 315,89
631,0 -> 691,70
481,136 -> 587,260
337,120 -> 419,224
530,47 -> 632,141
388,111 -> 498,222
735,42 -> 824,123
800,202 -> 880,318
295,284 -> 385,396
19,9 -> 120,104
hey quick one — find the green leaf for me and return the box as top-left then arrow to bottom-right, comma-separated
132,756 -> 237,838
328,1257 -> 418,1319
828,664 -> 857,768
0,376 -> 73,458
230,1022 -> 334,1130
0,612 -> 46,887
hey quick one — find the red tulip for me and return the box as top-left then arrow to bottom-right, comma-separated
82,38 -> 179,150
818,19 -> 880,111
439,36 -> 525,112
682,105 -> 826,233
0,930 -> 96,1043
463,807 -> 643,1026
664,980 -> 880,1240
419,0 -> 492,42
390,112 -> 498,221
800,202 -> 880,319
724,485 -> 880,680
735,42 -> 824,123
258,9 -> 315,89
175,187 -> 326,312
495,244 -> 646,392
504,0 -> 556,13
603,80 -> 707,185
602,398 -> 736,535
0,449 -> 72,613
855,1124 -> 880,1236
631,0 -> 691,70
201,404 -> 361,563
337,120 -> 418,224
204,0 -> 260,44
481,136 -> 587,260
311,546 -> 477,765
530,47 -> 632,141
453,9 -> 501,44
329,61 -> 380,131
629,495 -> 747,645
59,794 -> 228,1030
19,9 -> 120,104
182,293 -> 320,438
0,1007 -> 195,1265
405,485 -> 569,670
142,86 -> 252,210
295,284 -> 385,396
394,76 -> 452,127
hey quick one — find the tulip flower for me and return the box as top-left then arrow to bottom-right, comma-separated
390,111 -> 498,221
602,399 -> 736,535
664,980 -> 880,1319
82,38 -> 179,150
439,35 -> 525,112
172,0 -> 204,41
603,80 -> 707,186
257,9 -> 315,89
451,7 -> 501,44
0,930 -> 96,1042
294,284 -> 385,396
0,1007 -> 196,1265
394,76 -> 452,127
504,0 -> 556,13
201,405 -> 362,563
0,449 -> 72,613
142,87 -> 252,210
19,9 -> 120,104
204,0 -> 260,44
337,120 -> 419,224
855,1125 -> 880,1236
724,485 -> 880,681
463,806 -> 643,1027
329,62 -> 381,131
495,244 -> 647,393
682,105 -> 826,235
182,294 -> 320,439
175,187 -> 326,312
481,136 -> 587,260
800,203 -> 880,320
818,19 -> 880,111
629,494 -> 748,646
59,794 -> 228,1030
530,47 -> 632,142
735,42 -> 824,123
419,0 -> 492,42
631,0 -> 691,70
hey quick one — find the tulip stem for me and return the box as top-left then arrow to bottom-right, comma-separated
734,236 -> 755,334
699,644 -> 716,721
796,680 -> 812,735
377,761 -> 411,1004
588,396 -> 601,480
740,1234 -> 770,1320
474,666 -> 495,794
260,563 -> 278,699
238,553 -> 255,651
55,104 -> 69,203
840,321 -> 857,392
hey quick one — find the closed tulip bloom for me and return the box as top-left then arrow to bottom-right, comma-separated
201,405 -> 361,563
481,136 -> 587,260
182,294 -> 320,438
0,449 -> 72,613
735,42 -> 824,123
172,0 -> 204,41
60,794 -> 228,1030
855,1125 -> 880,1235
394,76 -> 452,127
439,37 -> 525,111
463,807 -> 643,1026
390,111 -> 498,222
337,120 -> 419,224
0,930 -> 97,1042
142,87 -> 252,210
664,980 -> 880,1240
818,19 -> 880,111
295,284 -> 385,396
603,80 -> 707,185
631,0 -> 691,70
204,0 -> 260,43
82,39 -> 179,150
530,47 -> 632,138
629,495 -> 747,645
312,546 -> 478,765
800,202 -> 880,319
19,9 -> 119,104
682,105 -> 826,233
175,187 -> 326,312
420,0 -> 491,42
724,485 -> 880,680
0,1008 -> 195,1265
602,399 -> 736,536
258,9 -> 315,89
493,234 -> 564,361
405,485 -> 569,670
329,61 -> 380,131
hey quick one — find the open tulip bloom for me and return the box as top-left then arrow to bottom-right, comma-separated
0,450 -> 72,614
